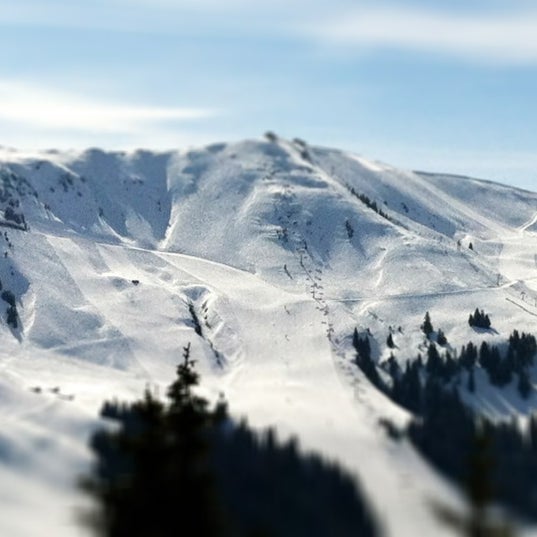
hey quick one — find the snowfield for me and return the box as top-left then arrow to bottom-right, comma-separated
1,137 -> 537,535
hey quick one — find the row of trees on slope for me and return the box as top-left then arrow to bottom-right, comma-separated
82,327 -> 522,535
420,311 -> 533,394
353,311 -> 537,524
356,312 -> 536,409
408,379 -> 537,525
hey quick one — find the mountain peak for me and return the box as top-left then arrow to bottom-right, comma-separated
1,138 -> 537,535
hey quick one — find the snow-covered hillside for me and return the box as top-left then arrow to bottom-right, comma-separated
1,136 -> 537,536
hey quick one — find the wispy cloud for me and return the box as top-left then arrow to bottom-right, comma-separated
303,7 -> 537,64
8,1 -> 537,66
0,81 -> 221,149
0,81 -> 217,133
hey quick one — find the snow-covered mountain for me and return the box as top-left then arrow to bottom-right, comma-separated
1,136 -> 537,536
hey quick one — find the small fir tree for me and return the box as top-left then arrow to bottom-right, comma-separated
421,311 -> 434,338
437,329 -> 448,346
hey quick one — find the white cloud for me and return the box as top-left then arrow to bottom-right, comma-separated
5,1 -> 537,66
0,81 -> 217,134
0,81 -> 222,150
303,7 -> 537,64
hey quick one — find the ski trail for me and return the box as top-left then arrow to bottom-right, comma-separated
517,211 -> 537,233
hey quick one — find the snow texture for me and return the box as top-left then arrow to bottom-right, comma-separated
1,137 -> 537,535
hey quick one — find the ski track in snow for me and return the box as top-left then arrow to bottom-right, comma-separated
517,211 -> 537,234
2,139 -> 537,535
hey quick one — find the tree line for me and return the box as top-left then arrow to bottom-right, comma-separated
352,311 -> 537,524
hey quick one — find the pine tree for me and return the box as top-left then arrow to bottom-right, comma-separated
83,345 -> 381,537
387,354 -> 400,380
469,309 -> 491,329
167,343 -> 203,410
488,346 -> 502,385
421,311 -> 433,338
164,343 -> 224,537
530,415 -> 537,451
426,343 -> 442,377
479,342 -> 491,370
517,369 -> 532,399
394,360 -> 422,414
82,343 -> 226,537
433,429 -> 514,536
467,368 -> 476,394
352,327 -> 359,350
460,343 -> 478,371
442,351 -> 459,384
437,329 -> 447,346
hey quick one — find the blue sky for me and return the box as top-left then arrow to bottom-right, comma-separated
1,0 -> 536,190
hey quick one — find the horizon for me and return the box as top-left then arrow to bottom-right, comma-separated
1,0 -> 536,190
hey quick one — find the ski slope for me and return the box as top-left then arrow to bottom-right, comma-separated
1,137 -> 537,535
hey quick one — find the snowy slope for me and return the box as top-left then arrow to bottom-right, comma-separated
1,137 -> 537,535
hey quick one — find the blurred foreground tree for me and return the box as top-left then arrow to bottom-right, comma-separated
433,428 -> 514,537
81,344 -> 380,537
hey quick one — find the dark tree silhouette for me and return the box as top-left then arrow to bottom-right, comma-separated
82,344 -> 380,537
468,309 -> 491,329
437,329 -> 448,346
433,429 -> 514,537
421,312 -> 433,338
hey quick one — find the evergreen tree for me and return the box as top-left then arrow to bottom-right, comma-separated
469,309 -> 491,329
386,354 -> 400,380
393,360 -> 422,414
467,368 -> 476,394
352,327 -> 360,351
355,347 -> 385,393
487,346 -> 502,385
426,343 -> 442,377
460,342 -> 478,371
479,342 -> 491,370
6,305 -> 17,329
83,345 -> 380,537
517,369 -> 532,400
509,331 -> 537,369
433,429 -> 514,537
442,351 -> 460,384
437,329 -> 447,346
421,311 -> 434,338
352,330 -> 391,393
529,415 -> 537,452
82,343 -> 226,537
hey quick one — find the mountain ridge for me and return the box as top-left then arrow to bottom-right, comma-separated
1,136 -> 537,536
